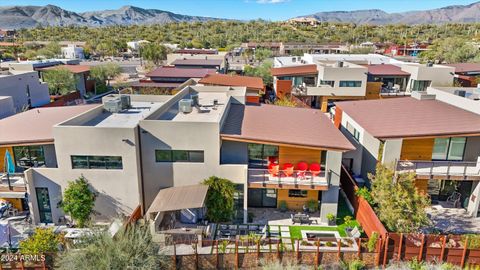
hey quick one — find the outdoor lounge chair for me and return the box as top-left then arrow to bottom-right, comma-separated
296,162 -> 308,180
283,163 -> 294,177
309,163 -> 321,177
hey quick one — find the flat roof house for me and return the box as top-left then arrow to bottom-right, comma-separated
24,85 -> 354,227
131,66 -> 215,94
443,63 -> 480,87
0,105 -> 97,217
335,92 -> 480,218
0,71 -> 50,112
198,73 -> 264,104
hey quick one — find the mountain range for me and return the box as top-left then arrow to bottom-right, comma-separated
297,1 -> 480,25
2,2 -> 480,29
0,5 -> 224,29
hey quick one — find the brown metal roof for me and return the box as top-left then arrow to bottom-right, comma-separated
38,65 -> 90,74
336,97 -> 480,139
0,105 -> 98,146
221,104 -> 355,151
443,63 -> 480,74
271,64 -> 318,76
171,59 -> 223,66
146,66 -> 215,78
147,185 -> 208,213
199,74 -> 264,91
366,64 -> 410,76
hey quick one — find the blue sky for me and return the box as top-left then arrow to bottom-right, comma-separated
3,0 -> 478,20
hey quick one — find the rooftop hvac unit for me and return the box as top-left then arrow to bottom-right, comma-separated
336,61 -> 344,68
104,99 -> 123,113
426,62 -> 433,67
120,95 -> 131,109
179,99 -> 193,114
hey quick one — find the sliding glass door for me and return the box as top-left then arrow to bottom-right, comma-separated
432,137 -> 466,161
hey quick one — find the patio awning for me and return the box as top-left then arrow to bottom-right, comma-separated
0,192 -> 26,199
147,185 -> 209,214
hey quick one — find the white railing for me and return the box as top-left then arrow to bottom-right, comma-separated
396,160 -> 480,177
248,168 -> 329,187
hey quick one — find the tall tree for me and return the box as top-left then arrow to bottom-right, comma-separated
42,68 -> 77,95
243,60 -> 273,85
60,176 -> 96,228
140,43 -> 168,65
90,63 -> 121,87
420,37 -> 479,63
369,164 -> 431,233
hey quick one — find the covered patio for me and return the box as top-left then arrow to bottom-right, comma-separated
147,185 -> 209,233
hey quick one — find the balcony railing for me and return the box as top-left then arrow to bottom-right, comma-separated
0,173 -> 27,192
247,168 -> 329,189
396,160 -> 480,180
380,87 -> 410,96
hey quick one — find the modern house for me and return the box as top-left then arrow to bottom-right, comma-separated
443,63 -> 480,87
0,105 -> 98,218
171,59 -> 224,72
38,65 -> 93,96
198,73 -> 264,104
0,70 -> 50,112
131,66 -> 215,94
0,96 -> 14,119
167,51 -> 227,73
335,92 -> 480,218
61,44 -> 85,60
272,54 -> 455,111
23,85 -> 354,226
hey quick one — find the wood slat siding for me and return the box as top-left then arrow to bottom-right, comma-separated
278,146 -> 321,165
365,82 -> 382,100
277,189 -> 318,210
400,138 -> 434,161
415,179 -> 429,194
334,106 -> 342,129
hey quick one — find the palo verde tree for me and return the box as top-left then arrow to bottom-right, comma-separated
369,164 -> 431,233
42,68 -> 77,95
60,176 -> 96,227
202,176 -> 236,222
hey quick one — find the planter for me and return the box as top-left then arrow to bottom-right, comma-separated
328,220 -> 336,226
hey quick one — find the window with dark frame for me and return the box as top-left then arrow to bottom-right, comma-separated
71,155 -> 123,169
288,189 -> 308,198
339,81 -> 362,87
155,150 -> 204,163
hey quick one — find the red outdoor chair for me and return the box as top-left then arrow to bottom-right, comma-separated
283,163 -> 294,177
309,163 -> 321,177
296,162 -> 308,179
268,163 -> 279,177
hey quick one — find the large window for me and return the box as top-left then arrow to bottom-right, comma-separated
71,155 -> 123,169
339,81 -> 362,87
432,137 -> 466,161
248,144 -> 279,168
13,146 -> 45,169
410,80 -> 431,92
155,150 -> 204,163
288,189 -> 308,198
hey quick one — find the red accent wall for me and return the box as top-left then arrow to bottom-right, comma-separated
276,79 -> 292,98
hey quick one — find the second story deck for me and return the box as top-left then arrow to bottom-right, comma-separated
248,168 -> 329,190
396,159 -> 480,181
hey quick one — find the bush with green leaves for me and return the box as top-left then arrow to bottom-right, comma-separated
42,68 -> 77,95
19,228 -> 63,254
60,176 -> 96,227
367,231 -> 379,252
355,187 -> 374,205
202,176 -> 235,222
57,224 -> 168,270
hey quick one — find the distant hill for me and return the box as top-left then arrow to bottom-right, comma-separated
0,5 -> 225,29
294,1 -> 480,25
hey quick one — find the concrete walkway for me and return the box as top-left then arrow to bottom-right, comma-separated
426,204 -> 480,234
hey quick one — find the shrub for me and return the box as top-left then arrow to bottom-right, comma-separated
326,213 -> 336,222
325,241 -> 333,247
344,215 -> 353,228
19,228 -> 63,254
367,232 -> 379,252
355,187 -> 374,205
348,259 -> 366,270
202,176 -> 236,222
60,176 -> 96,227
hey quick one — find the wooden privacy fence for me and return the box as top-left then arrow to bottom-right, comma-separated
339,165 -> 388,238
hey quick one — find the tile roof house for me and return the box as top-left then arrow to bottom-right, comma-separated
199,73 -> 264,103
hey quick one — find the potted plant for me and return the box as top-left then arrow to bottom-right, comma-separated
278,200 -> 288,212
326,213 -> 336,226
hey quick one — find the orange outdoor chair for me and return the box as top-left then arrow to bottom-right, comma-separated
309,163 -> 321,177
283,163 -> 294,177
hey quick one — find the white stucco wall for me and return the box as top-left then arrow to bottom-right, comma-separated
0,72 -> 50,111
